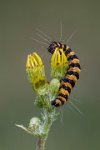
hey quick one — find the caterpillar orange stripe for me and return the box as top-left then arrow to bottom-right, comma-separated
48,42 -> 81,107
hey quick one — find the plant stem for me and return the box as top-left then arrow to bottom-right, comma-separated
36,138 -> 42,150
36,109 -> 55,150
36,136 -> 46,150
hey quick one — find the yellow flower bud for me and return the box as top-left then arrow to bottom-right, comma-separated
26,52 -> 46,91
51,48 -> 68,79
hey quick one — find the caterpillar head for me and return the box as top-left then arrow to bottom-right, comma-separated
48,41 -> 61,54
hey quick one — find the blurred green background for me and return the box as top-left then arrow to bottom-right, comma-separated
0,0 -> 100,150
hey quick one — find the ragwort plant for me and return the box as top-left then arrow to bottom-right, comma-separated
16,49 -> 68,150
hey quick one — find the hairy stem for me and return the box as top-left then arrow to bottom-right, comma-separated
36,138 -> 42,150
36,109 -> 55,150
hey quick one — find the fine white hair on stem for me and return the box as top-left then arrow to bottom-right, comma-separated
59,21 -> 63,42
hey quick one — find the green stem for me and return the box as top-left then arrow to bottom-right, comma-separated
36,138 -> 42,150
36,109 -> 55,150
36,136 -> 46,150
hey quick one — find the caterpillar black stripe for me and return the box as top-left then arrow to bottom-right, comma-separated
48,42 -> 81,107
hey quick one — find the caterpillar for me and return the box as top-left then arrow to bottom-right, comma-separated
48,41 -> 81,107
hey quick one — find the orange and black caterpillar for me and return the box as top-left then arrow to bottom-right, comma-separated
48,41 -> 81,107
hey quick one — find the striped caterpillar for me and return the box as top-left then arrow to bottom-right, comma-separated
48,41 -> 81,107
